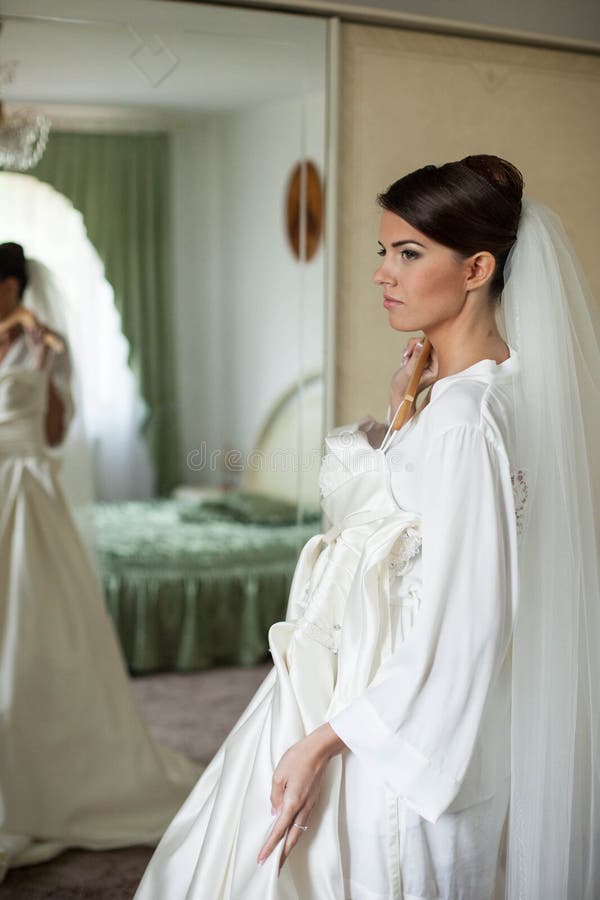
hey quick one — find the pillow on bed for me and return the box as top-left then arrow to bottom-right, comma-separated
178,491 -> 321,526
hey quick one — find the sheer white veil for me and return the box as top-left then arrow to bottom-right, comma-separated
24,258 -> 69,338
498,197 -> 600,899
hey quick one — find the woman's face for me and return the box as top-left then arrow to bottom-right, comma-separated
0,277 -> 20,320
373,210 -> 470,333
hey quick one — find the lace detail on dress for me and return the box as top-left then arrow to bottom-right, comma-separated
299,619 -> 342,654
319,452 -> 349,499
388,524 -> 422,576
511,468 -> 529,539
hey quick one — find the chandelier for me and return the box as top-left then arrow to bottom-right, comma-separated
0,59 -> 50,172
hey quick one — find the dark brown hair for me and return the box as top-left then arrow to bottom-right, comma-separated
0,242 -> 28,299
377,154 -> 523,302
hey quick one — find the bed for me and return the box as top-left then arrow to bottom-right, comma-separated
95,375 -> 325,673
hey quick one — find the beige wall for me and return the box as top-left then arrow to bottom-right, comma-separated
335,24 -> 600,423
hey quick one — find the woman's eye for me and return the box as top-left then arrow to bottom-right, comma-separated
376,247 -> 419,260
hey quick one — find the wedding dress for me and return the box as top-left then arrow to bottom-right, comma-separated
0,336 -> 200,879
135,348 -> 521,900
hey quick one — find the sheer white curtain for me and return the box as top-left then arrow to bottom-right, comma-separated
0,172 -> 154,501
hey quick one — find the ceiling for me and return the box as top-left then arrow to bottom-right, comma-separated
0,0 -> 326,126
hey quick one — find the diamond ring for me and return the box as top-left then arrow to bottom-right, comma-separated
292,822 -> 309,831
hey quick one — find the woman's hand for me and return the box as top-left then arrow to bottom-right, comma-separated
24,321 -> 56,371
257,724 -> 345,872
389,337 -> 438,417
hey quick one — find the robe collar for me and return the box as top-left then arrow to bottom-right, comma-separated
429,344 -> 519,401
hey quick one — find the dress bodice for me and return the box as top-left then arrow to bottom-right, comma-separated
0,368 -> 48,456
283,419 -> 422,714
319,422 -> 407,531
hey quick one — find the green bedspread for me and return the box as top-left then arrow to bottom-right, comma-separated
94,498 -> 322,673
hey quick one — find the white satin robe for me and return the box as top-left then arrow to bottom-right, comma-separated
134,349 -> 522,900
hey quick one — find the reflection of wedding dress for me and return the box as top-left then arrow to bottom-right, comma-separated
135,352 -> 520,900
0,344 -> 200,878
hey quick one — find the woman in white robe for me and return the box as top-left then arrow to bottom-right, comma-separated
134,155 -> 599,899
0,242 -> 200,880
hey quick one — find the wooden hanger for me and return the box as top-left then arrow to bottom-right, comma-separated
0,307 -> 65,354
390,336 -> 432,431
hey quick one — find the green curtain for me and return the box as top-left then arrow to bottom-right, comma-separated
27,131 -> 180,495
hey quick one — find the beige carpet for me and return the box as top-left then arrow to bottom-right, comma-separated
0,664 -> 272,899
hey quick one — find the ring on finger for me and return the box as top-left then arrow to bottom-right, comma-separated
292,822 -> 309,831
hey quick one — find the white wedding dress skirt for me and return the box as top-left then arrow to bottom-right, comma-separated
0,366 -> 200,879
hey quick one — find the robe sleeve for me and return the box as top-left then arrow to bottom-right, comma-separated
328,422 -> 517,823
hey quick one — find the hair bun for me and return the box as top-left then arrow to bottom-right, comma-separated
377,153 -> 525,301
0,242 -> 26,265
461,154 -> 523,206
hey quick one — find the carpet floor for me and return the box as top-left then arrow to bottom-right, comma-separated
0,664 -> 272,900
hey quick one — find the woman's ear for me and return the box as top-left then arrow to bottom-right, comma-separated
464,251 -> 496,293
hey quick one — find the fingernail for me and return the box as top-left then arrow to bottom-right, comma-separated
258,858 -> 265,866
416,341 -> 423,349
271,806 -> 276,815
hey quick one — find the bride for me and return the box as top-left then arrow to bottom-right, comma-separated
134,156 -> 599,900
0,242 -> 200,879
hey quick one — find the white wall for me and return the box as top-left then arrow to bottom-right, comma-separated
221,91 -> 326,456
170,89 -> 326,488
170,116 -> 227,486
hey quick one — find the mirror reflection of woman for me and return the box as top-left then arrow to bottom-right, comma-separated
0,243 -> 199,880
134,157 -> 599,900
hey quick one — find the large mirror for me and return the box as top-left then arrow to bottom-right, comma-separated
0,0 -> 330,675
